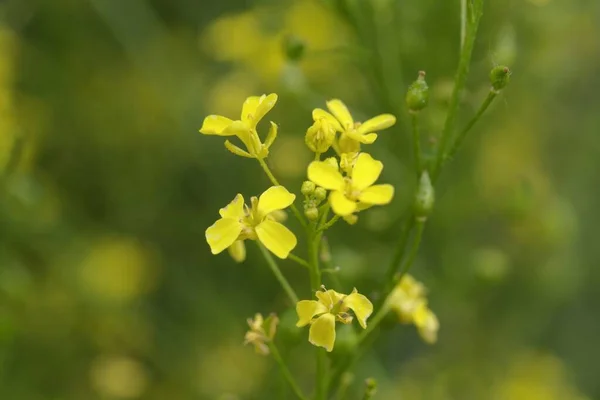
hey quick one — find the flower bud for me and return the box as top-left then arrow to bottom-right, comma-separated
227,240 -> 246,263
414,171 -> 435,220
490,65 -> 511,93
364,378 -> 378,399
301,181 -> 316,196
305,207 -> 319,221
314,187 -> 327,201
305,118 -> 336,153
283,34 -> 306,62
406,71 -> 429,113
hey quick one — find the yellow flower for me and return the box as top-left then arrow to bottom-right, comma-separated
244,313 -> 279,355
205,186 -> 298,259
307,152 -> 394,217
313,99 -> 396,154
296,287 -> 373,352
305,114 -> 337,154
413,302 -> 439,344
387,275 -> 439,345
199,94 -> 278,159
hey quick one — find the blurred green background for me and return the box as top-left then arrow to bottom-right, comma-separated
1,0 -> 599,399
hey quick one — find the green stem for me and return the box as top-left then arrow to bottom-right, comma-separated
315,349 -> 327,400
460,0 -> 467,50
443,90 -> 497,168
319,215 -> 340,232
269,343 -> 309,400
288,253 -> 310,269
257,243 -> 299,304
411,112 -> 422,175
395,219 -> 426,284
432,0 -> 484,180
257,158 -> 307,227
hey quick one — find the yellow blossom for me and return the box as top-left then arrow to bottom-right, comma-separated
413,302 -> 439,344
205,186 -> 297,259
296,287 -> 373,352
307,152 -> 394,217
305,114 -> 337,153
244,313 -> 279,355
387,275 -> 439,345
199,93 -> 278,159
313,99 -> 396,153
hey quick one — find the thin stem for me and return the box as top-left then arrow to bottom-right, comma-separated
269,343 -> 309,400
443,90 -> 497,168
319,215 -> 340,232
395,219 -> 426,284
314,152 -> 321,161
308,227 -> 322,292
288,253 -> 310,269
460,0 -> 467,50
256,243 -> 299,304
257,158 -> 307,227
315,349 -> 327,400
432,0 -> 484,180
411,112 -> 422,175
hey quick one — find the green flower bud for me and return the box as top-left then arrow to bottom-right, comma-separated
314,187 -> 327,202
283,34 -> 306,62
305,207 -> 319,221
490,65 -> 511,93
406,71 -> 429,112
364,378 -> 378,400
301,181 -> 316,196
414,171 -> 435,220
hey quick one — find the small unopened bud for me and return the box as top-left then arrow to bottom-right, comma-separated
227,240 -> 246,263
283,34 -> 306,62
301,181 -> 316,196
305,207 -> 319,221
406,71 -> 429,113
314,187 -> 327,201
363,378 -> 378,399
490,65 -> 511,93
305,118 -> 336,153
414,171 -> 435,220
343,214 -> 358,225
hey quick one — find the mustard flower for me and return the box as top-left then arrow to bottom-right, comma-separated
296,287 -> 373,352
305,114 -> 337,154
313,99 -> 396,154
307,152 -> 394,217
205,186 -> 297,259
387,275 -> 439,344
199,93 -> 278,159
244,313 -> 279,355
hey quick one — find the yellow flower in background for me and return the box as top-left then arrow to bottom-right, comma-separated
413,302 -> 439,344
307,152 -> 394,217
205,186 -> 297,259
313,100 -> 396,154
244,313 -> 279,356
388,275 -> 439,345
200,93 -> 278,159
296,287 -> 373,352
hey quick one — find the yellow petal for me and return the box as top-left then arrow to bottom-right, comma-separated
253,93 -> 278,126
342,290 -> 373,329
255,219 -> 297,259
307,161 -> 345,191
351,153 -> 383,191
205,218 -> 243,254
227,240 -> 246,263
264,121 -> 278,149
329,191 -> 357,216
241,96 -> 260,122
315,289 -> 345,309
199,115 -> 235,135
414,304 -> 439,344
222,120 -> 251,136
345,130 -> 378,145
356,114 -> 396,135
326,99 -> 354,129
358,184 -> 394,205
296,300 -> 328,327
312,108 -> 343,131
257,186 -> 296,218
219,193 -> 245,219
309,313 -> 336,352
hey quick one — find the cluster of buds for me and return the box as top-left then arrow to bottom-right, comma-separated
301,180 -> 328,221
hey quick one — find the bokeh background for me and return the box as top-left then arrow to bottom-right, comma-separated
1,0 -> 599,399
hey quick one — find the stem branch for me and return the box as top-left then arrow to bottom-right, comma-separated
269,343 -> 309,400
257,243 -> 299,304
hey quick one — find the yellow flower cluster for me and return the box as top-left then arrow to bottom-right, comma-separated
387,275 -> 439,344
199,94 -> 395,352
244,313 -> 279,356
